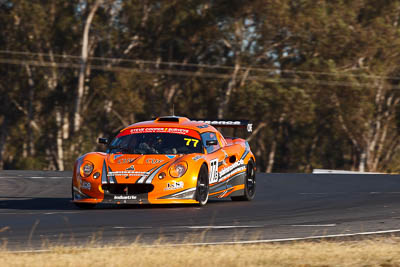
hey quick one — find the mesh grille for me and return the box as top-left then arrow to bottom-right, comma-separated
102,184 -> 154,194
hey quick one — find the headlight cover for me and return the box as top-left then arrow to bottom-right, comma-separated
169,162 -> 188,178
80,161 -> 94,177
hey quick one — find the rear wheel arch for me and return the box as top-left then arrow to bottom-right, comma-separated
231,158 -> 256,201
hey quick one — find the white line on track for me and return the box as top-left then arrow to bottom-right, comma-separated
299,193 -> 331,195
180,225 -> 263,229
0,211 -> 82,215
369,192 -> 400,194
300,192 -> 400,195
152,228 -> 400,247
290,224 -> 336,227
6,228 -> 400,254
113,227 -> 153,229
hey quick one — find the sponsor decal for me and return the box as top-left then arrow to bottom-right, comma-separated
146,158 -> 164,164
117,158 -> 136,164
117,127 -> 201,139
166,128 -> 190,135
108,171 -> 150,177
191,120 -> 253,132
166,155 -> 176,159
209,159 -> 246,184
129,127 -> 190,135
193,120 -> 241,125
192,155 -> 205,161
113,195 -> 137,200
81,181 -> 91,190
126,165 -> 135,170
165,181 -> 184,191
219,159 -> 245,177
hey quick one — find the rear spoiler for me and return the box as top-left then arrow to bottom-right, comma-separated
191,119 -> 253,132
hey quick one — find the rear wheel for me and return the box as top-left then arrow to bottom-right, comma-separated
231,159 -> 256,201
195,164 -> 209,206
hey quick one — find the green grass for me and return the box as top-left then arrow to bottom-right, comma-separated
1,237 -> 400,267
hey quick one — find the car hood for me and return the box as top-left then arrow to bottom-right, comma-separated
102,154 -> 181,184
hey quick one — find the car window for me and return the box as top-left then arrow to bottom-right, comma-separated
108,130 -> 203,155
201,132 -> 220,154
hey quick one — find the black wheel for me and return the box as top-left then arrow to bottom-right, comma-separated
195,164 -> 209,206
231,159 -> 256,201
71,182 -> 96,209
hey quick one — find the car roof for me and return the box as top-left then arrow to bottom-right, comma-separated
121,116 -> 219,134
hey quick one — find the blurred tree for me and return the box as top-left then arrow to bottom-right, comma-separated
0,0 -> 399,173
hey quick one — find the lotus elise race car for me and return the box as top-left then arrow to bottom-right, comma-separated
72,116 -> 256,208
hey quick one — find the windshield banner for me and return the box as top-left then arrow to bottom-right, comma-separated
117,127 -> 200,139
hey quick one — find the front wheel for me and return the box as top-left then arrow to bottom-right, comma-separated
195,164 -> 209,206
231,159 -> 256,201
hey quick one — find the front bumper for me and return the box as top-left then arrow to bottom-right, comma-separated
72,182 -> 198,204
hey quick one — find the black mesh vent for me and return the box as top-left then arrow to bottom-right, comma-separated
156,116 -> 180,122
102,184 -> 154,194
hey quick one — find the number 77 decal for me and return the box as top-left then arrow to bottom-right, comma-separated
184,138 -> 199,147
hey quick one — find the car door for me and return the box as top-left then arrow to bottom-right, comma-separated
201,132 -> 228,194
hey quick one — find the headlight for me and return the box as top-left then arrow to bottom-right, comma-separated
169,162 -> 188,178
80,161 -> 94,177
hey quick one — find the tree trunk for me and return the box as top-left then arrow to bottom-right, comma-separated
0,117 -> 8,170
217,61 -> 240,119
73,0 -> 102,134
25,64 -> 35,156
55,108 -> 64,171
266,138 -> 276,173
359,149 -> 366,172
266,114 -> 285,173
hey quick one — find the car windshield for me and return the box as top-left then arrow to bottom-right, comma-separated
107,128 -> 203,155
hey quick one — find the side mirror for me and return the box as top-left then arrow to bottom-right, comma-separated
206,140 -> 218,146
98,138 -> 108,144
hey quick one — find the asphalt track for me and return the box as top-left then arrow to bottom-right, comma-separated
1,170 -> 400,250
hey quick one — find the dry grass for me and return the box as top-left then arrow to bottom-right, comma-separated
1,238 -> 400,267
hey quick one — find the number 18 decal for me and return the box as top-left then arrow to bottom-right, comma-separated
209,159 -> 219,184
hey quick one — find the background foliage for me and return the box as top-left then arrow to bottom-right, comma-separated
1,0 -> 399,173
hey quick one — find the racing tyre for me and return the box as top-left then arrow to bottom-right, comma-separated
231,159 -> 256,201
195,164 -> 209,206
71,182 -> 96,209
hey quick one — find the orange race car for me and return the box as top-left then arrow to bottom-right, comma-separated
72,116 -> 256,208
